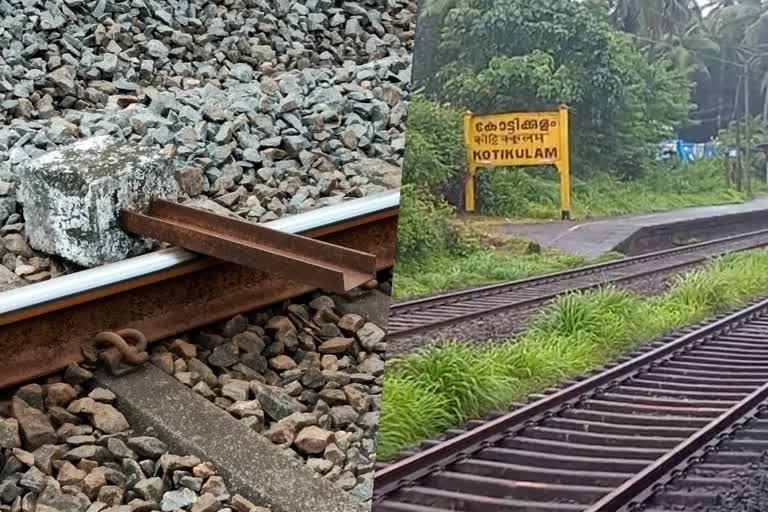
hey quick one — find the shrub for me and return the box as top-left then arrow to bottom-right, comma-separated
395,185 -> 459,262
402,96 -> 465,190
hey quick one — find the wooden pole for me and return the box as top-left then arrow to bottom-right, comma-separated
744,60 -> 753,198
736,120 -> 743,192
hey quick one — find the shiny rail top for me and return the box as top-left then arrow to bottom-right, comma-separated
0,190 -> 400,316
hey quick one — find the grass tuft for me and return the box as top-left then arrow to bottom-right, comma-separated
378,377 -> 454,455
395,343 -> 515,418
392,249 -> 586,301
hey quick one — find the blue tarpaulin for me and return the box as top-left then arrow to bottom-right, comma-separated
657,139 -> 717,161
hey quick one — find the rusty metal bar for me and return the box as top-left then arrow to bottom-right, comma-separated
121,199 -> 377,293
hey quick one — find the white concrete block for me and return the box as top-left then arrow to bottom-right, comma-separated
19,136 -> 179,267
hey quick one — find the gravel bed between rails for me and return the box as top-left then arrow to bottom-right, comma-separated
663,455 -> 768,512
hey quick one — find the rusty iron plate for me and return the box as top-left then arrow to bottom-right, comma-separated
121,199 -> 377,293
0,211 -> 397,390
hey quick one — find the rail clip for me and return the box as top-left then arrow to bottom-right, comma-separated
92,329 -> 149,376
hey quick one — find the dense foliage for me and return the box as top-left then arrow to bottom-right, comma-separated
417,0 -> 693,178
394,185 -> 460,262
606,1 -> 768,139
402,96 -> 465,189
477,159 -> 748,218
418,0 -> 768,140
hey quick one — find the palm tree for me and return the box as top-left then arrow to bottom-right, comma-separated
609,1 -> 714,81
613,0 -> 768,130
701,1 -> 768,124
411,0 -> 459,91
611,0 -> 702,38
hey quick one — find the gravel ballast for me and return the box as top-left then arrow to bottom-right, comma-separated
148,289 -> 387,505
1,0 -> 406,506
0,0 -> 412,287
0,363 -> 271,512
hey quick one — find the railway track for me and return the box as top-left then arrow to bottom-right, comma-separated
378,317 -> 735,468
0,193 -> 398,512
0,190 -> 399,390
373,297 -> 768,512
388,229 -> 768,345
637,404 -> 768,511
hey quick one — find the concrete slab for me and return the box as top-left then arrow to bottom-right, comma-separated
499,198 -> 768,258
18,136 -> 178,267
96,364 -> 368,512
332,288 -> 392,330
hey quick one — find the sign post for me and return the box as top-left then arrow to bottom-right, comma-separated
556,105 -> 570,218
462,105 -> 571,219
462,112 -> 478,212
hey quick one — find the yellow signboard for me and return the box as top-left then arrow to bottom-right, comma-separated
463,106 -> 571,219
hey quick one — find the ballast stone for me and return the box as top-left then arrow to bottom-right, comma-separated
19,136 -> 179,267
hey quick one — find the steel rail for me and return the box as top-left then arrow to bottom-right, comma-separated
586,380 -> 768,512
373,297 -> 768,501
0,191 -> 399,390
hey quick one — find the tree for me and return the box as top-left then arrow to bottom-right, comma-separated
432,0 -> 693,178
611,0 -> 702,38
609,0 -> 768,138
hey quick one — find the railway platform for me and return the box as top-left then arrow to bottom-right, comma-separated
498,197 -> 768,258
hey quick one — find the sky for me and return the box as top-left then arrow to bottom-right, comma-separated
697,1 -> 715,15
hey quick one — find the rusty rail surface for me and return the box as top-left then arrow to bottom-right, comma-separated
0,194 -> 398,390
374,298 -> 768,511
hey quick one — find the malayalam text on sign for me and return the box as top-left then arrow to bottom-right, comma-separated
466,111 -> 564,167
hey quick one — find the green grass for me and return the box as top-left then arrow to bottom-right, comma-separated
392,247 -> 587,301
478,159 -> 767,220
379,249 -> 768,460
392,224 -> 622,301
392,189 -> 593,300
